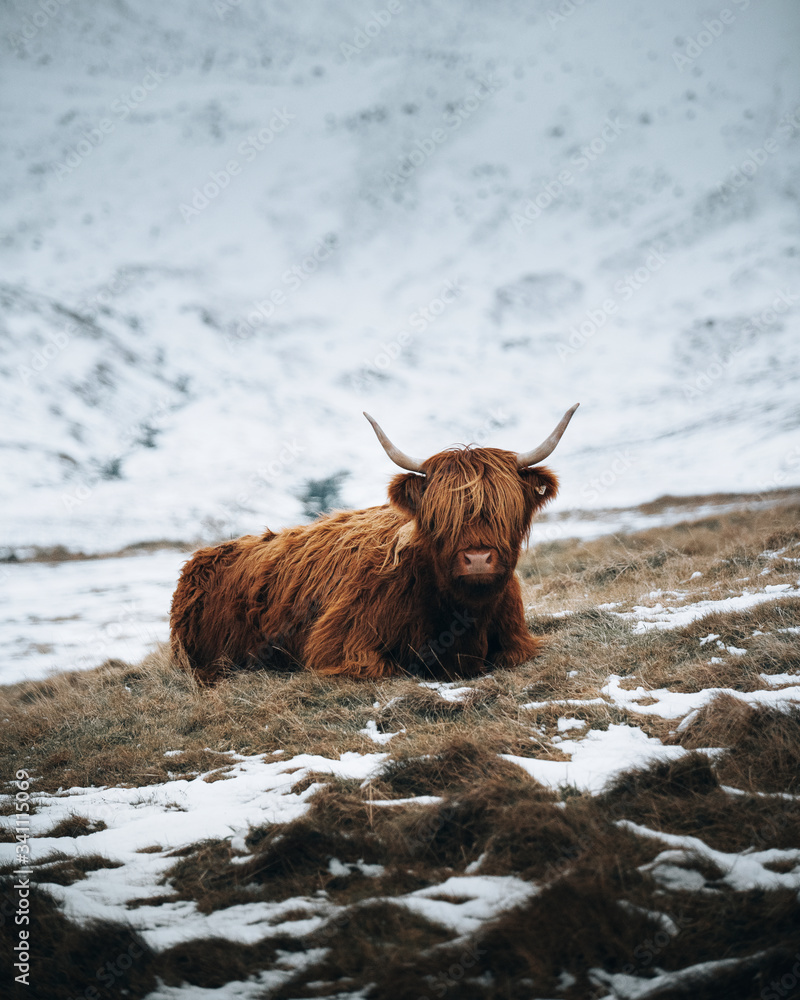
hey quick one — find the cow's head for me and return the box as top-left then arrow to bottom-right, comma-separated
365,405 -> 578,599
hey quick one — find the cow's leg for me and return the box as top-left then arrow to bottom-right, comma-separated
416,609 -> 492,679
488,576 -> 543,667
303,606 -> 397,679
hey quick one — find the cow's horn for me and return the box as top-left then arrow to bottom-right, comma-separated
363,412 -> 424,473
516,403 -> 580,469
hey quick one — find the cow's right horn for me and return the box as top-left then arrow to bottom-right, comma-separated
363,412 -> 424,473
515,403 -> 580,469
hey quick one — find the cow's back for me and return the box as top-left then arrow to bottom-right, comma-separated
170,506 -> 410,680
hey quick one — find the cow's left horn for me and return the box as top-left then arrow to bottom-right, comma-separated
363,412 -> 424,473
516,403 -> 580,469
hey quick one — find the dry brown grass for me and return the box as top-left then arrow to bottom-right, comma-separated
679,695 -> 800,793
600,752 -> 800,852
519,499 -> 800,613
7,762 -> 798,1000
0,877 -> 309,1000
0,884 -> 157,1000
41,814 -> 107,839
256,769 -> 800,999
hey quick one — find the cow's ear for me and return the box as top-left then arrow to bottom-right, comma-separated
388,472 -> 426,515
519,465 -> 559,512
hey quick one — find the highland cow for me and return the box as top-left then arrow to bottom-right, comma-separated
170,405 -> 579,682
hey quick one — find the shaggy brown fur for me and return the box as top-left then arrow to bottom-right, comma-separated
170,448 -> 558,682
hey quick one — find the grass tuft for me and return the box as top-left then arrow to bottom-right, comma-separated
679,696 -> 800,793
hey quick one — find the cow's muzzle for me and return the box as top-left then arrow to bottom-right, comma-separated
454,549 -> 503,579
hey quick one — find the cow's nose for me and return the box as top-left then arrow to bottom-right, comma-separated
461,550 -> 496,574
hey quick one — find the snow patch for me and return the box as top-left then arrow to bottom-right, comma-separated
417,681 -> 473,703
359,719 -> 405,745
602,674 -> 800,720
502,724 -> 687,794
614,583 -> 800,634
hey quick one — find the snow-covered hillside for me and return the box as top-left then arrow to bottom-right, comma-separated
1,0 -> 799,553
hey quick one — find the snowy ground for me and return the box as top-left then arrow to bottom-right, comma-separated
1,574 -> 798,997
2,499 -> 798,997
1,749 -> 542,949
0,549 -> 186,684
11,734 -> 798,949
1,0 -> 799,557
